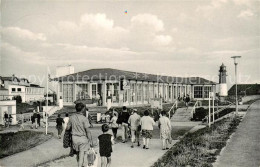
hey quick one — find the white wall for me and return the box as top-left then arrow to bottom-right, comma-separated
8,85 -> 26,102
0,100 -> 17,125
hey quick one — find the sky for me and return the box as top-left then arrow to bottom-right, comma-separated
1,0 -> 259,89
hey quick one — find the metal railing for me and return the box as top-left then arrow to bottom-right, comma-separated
191,100 -> 199,119
168,100 -> 178,119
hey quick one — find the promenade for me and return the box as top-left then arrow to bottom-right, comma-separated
214,100 -> 260,167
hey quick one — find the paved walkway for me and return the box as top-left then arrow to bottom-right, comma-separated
214,100 -> 260,167
0,118 -> 200,167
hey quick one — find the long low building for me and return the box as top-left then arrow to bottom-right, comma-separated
56,68 -> 216,106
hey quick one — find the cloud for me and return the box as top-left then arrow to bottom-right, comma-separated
153,35 -> 172,46
80,13 -> 114,30
238,9 -> 254,18
131,14 -> 164,32
2,27 -> 46,41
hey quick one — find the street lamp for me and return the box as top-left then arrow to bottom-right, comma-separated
231,56 -> 242,115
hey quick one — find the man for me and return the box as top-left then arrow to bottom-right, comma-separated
117,106 -> 130,143
128,109 -> 141,148
185,94 -> 190,108
66,103 -> 93,167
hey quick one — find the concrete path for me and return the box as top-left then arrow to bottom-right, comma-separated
214,100 -> 260,167
42,139 -> 178,167
0,118 -> 199,167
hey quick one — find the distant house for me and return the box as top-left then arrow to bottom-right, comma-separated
228,84 -> 260,96
0,75 -> 45,102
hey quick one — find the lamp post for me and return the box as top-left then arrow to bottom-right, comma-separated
231,56 -> 242,115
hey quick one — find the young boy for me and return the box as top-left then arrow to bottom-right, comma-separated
98,124 -> 114,167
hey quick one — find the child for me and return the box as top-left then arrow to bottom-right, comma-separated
98,124 -> 114,167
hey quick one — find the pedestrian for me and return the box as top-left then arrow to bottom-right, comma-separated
98,124 -> 114,167
110,113 -> 118,139
37,111 -> 41,127
56,114 -> 64,139
140,110 -> 155,149
117,106 -> 130,143
31,110 -> 38,129
66,103 -> 93,167
158,111 -> 172,150
185,94 -> 190,108
128,109 -> 141,148
63,113 -> 69,133
85,108 -> 93,128
4,112 -> 9,127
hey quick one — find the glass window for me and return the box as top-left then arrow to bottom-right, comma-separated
194,86 -> 203,98
17,88 -> 21,92
159,85 -> 163,98
149,84 -> 154,100
92,84 -> 97,98
113,83 -> 119,103
12,88 -> 16,92
169,85 -> 172,101
204,86 -> 212,98
123,90 -> 128,103
143,84 -> 149,102
63,84 -> 73,102
137,84 -> 142,102
154,84 -> 158,98
76,84 -> 88,100
130,83 -> 135,103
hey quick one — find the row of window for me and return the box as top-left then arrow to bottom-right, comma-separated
62,83 -> 214,103
11,88 -> 22,92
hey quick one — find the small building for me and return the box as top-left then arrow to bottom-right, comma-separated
56,68 -> 216,106
0,75 -> 45,103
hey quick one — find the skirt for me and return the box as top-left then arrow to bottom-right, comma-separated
141,130 -> 152,139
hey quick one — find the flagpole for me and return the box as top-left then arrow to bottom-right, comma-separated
46,68 -> 48,135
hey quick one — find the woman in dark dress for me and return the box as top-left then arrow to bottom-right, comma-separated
56,114 -> 64,139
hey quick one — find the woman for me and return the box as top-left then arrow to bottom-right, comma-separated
63,113 -> 69,133
110,113 -> 118,139
158,111 -> 172,150
56,114 -> 64,139
140,110 -> 155,149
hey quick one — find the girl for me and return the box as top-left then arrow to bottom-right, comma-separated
98,124 -> 114,167
158,111 -> 172,150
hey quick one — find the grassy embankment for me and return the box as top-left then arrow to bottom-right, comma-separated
153,115 -> 242,167
0,131 -> 52,158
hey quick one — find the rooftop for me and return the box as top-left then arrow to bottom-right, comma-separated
56,68 -> 216,85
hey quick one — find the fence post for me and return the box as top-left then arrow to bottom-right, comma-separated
209,92 -> 211,128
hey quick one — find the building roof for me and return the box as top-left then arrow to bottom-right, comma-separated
29,84 -> 43,88
56,68 -> 216,85
228,84 -> 260,96
0,85 -> 8,91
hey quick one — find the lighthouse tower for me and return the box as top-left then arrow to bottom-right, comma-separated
219,63 -> 228,97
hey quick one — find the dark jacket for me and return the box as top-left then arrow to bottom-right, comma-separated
117,111 -> 130,124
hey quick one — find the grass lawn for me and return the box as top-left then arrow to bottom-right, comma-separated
0,131 -> 52,158
152,115 -> 242,167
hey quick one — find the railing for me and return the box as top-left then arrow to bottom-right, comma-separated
205,103 -> 233,124
191,100 -> 199,119
168,100 -> 178,119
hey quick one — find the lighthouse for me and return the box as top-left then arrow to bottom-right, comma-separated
219,63 -> 228,97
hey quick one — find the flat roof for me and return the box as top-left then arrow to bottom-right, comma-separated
56,68 -> 216,85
